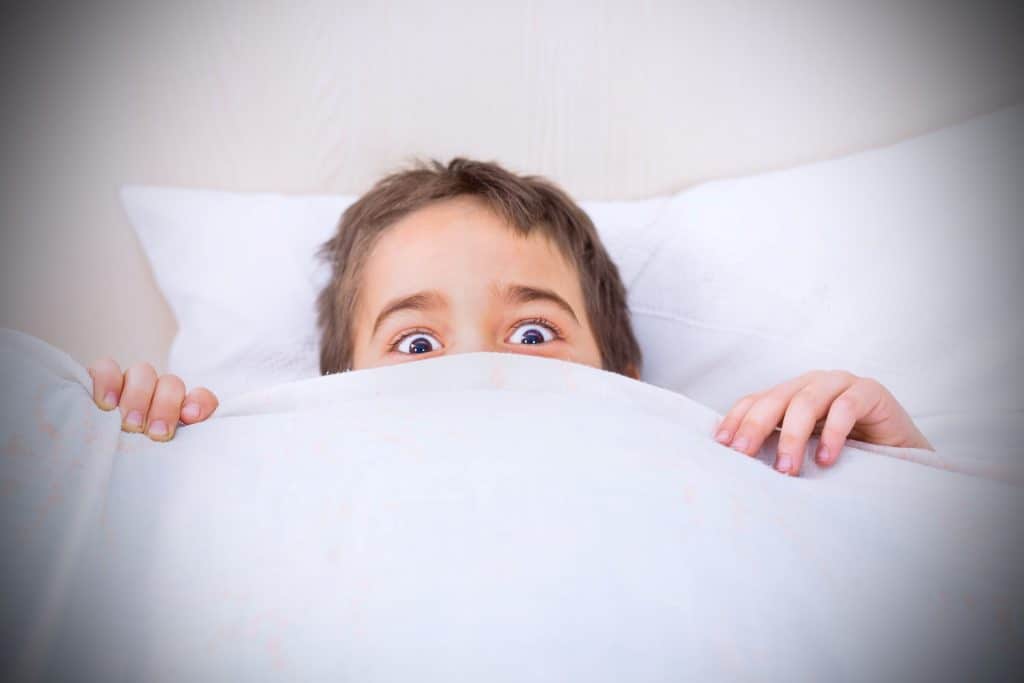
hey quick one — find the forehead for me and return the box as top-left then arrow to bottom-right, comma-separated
358,196 -> 582,306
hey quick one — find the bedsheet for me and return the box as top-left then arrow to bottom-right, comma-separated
1,329 -> 1021,681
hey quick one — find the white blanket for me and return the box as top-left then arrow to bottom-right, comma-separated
1,329 -> 1021,681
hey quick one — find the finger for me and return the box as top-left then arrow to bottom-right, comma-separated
144,375 -> 186,441
179,387 -> 219,425
714,394 -> 758,446
816,379 -> 882,467
119,362 -> 158,433
87,357 -> 124,411
776,372 -> 856,475
730,374 -> 816,456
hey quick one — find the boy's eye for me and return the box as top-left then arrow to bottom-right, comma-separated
394,332 -> 442,355
507,321 -> 557,345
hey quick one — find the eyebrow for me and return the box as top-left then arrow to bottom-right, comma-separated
370,283 -> 580,338
372,290 -> 448,337
502,283 -> 579,324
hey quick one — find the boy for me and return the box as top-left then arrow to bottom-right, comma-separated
87,158 -> 932,475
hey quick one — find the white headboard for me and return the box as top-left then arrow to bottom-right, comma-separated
2,0 -> 1022,370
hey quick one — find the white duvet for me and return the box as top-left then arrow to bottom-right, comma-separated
1,329 -> 1022,681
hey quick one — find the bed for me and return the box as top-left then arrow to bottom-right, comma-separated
1,1 -> 1022,680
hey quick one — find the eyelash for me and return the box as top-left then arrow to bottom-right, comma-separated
388,327 -> 436,352
510,317 -> 565,341
387,317 -> 565,352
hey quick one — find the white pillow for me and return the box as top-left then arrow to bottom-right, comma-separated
121,187 -> 668,397
629,105 -> 1024,422
122,104 -> 1024,429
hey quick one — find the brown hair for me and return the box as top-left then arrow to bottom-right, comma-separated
315,158 -> 642,376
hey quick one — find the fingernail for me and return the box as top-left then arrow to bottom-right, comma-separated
182,402 -> 200,420
102,392 -> 118,409
816,444 -> 830,465
148,419 -> 168,437
124,410 -> 143,430
732,435 -> 750,454
715,429 -> 731,444
776,455 -> 792,474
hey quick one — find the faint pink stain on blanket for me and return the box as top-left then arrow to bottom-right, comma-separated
31,385 -> 60,441
489,359 -> 507,389
2,433 -> 31,461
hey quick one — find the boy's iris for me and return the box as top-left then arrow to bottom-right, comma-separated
409,337 -> 434,354
520,330 -> 544,344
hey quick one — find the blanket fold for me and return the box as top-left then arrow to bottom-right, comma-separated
1,329 -> 1021,682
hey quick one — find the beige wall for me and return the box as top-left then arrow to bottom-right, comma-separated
1,0 -> 1022,370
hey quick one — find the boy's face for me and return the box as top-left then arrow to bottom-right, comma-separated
350,196 -> 604,372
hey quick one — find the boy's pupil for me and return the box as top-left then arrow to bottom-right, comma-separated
522,329 -> 543,344
410,337 -> 432,353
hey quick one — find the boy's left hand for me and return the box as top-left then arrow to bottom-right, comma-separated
714,370 -> 933,476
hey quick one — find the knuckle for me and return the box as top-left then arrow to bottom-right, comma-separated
91,359 -> 118,379
137,362 -> 157,377
736,394 -> 758,408
760,393 -> 788,414
720,414 -> 741,429
829,369 -> 856,383
790,388 -> 820,412
158,374 -> 186,395
741,415 -> 773,434
831,394 -> 858,416
725,396 -> 754,419
127,362 -> 157,380
803,369 -> 825,383
857,376 -> 884,393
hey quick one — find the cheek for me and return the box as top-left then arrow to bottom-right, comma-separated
357,356 -> 398,370
350,333 -> 391,370
348,328 -> 379,371
576,332 -> 604,369
539,335 -> 602,369
350,349 -> 400,371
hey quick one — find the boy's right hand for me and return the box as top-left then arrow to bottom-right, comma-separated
87,358 -> 219,441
